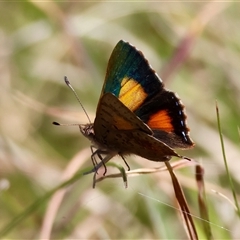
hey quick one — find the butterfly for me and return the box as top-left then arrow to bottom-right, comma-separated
78,40 -> 194,176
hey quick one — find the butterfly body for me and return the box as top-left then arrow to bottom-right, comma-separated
81,93 -> 179,161
80,40 -> 194,170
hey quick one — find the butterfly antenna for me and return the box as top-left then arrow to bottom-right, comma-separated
64,76 -> 92,124
53,122 -> 81,126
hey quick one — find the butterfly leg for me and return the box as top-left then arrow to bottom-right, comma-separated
90,146 -> 100,173
90,146 -> 112,175
120,155 -> 130,171
99,153 -> 107,176
92,151 -> 116,188
93,151 -> 117,175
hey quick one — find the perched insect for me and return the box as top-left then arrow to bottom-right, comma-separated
54,40 -> 194,186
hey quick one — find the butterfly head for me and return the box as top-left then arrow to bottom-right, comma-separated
79,123 -> 95,141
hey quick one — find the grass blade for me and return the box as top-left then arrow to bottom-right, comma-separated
216,102 -> 240,217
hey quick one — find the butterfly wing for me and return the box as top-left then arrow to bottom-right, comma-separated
95,93 -> 152,135
98,40 -> 163,112
135,91 -> 194,149
98,40 -> 194,149
94,93 -> 180,161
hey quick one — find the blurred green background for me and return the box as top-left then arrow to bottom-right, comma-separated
0,1 -> 240,239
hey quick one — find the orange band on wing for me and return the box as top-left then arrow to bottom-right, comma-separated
147,110 -> 174,132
